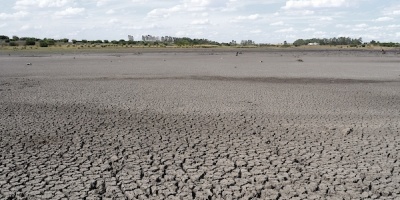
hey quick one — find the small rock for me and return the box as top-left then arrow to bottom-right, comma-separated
342,128 -> 353,135
110,155 -> 119,162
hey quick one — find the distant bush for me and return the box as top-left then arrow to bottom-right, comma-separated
9,42 -> 18,46
40,40 -> 48,47
60,38 -> 69,43
25,38 -> 36,45
47,39 -> 55,46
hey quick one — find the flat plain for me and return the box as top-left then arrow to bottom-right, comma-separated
1,48 -> 400,199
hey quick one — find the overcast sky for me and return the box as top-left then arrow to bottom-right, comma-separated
1,0 -> 399,43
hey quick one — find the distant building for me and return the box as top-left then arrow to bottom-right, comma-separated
308,42 -> 319,46
128,35 -> 134,41
161,36 -> 174,43
141,35 -> 176,43
142,35 -> 160,42
241,40 -> 255,46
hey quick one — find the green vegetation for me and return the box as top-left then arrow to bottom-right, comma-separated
25,38 -> 36,46
39,40 -> 48,47
293,37 -> 363,46
9,41 -> 18,46
1,34 -> 399,49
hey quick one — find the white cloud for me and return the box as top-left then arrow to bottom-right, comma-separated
270,21 -> 284,26
319,17 -> 333,21
175,30 -> 189,37
106,9 -> 115,14
283,0 -> 347,9
55,7 -> 85,16
247,14 -> 261,20
0,11 -> 29,20
275,27 -> 295,33
250,29 -> 262,34
19,24 -> 42,31
107,19 -> 119,24
147,0 -> 229,18
147,5 -> 182,18
190,19 -> 210,25
303,28 -> 315,31
20,25 -> 31,31
232,14 -> 261,22
373,17 -> 393,22
336,24 -> 350,28
0,23 -> 8,28
355,23 -> 367,28
388,24 -> 400,28
383,6 -> 400,16
14,0 -> 72,9
284,10 -> 314,15
96,0 -> 111,7
121,24 -> 160,30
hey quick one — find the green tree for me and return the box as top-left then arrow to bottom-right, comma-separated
25,38 -> 36,45
0,35 -> 9,40
60,38 -> 69,43
293,39 -> 306,46
12,35 -> 19,41
119,39 -> 126,45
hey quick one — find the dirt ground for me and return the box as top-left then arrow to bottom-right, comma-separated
1,49 -> 400,199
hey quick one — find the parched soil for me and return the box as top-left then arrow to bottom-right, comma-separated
1,50 -> 400,199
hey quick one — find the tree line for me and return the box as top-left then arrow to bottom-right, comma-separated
0,35 -> 221,47
293,37 -> 400,47
293,37 -> 363,46
1,34 -> 399,47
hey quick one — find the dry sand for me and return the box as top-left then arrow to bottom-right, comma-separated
1,49 -> 400,199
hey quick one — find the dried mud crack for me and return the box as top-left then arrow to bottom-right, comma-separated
1,51 -> 400,199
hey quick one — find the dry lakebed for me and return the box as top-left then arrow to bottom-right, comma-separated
1,49 -> 400,199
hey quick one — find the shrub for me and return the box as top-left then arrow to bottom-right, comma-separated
25,38 -> 36,45
47,39 -> 55,46
60,38 -> 69,43
40,41 -> 48,47
9,42 -> 18,46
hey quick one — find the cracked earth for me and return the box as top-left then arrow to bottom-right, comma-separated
1,50 -> 400,199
